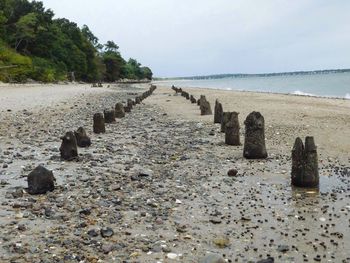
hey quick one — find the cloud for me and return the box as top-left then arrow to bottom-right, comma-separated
40,0 -> 350,76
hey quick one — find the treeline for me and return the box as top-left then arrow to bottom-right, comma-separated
156,69 -> 350,81
0,0 -> 152,82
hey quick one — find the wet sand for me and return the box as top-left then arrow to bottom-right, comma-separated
0,83 -> 349,262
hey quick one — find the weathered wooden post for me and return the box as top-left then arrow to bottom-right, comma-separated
225,112 -> 240,145
243,111 -> 267,159
74,127 -> 91,147
221,112 -> 231,133
93,113 -> 106,133
27,166 -> 55,195
199,95 -> 212,115
104,109 -> 116,123
214,99 -> 223,124
115,103 -> 125,118
60,131 -> 78,160
291,136 -> 319,187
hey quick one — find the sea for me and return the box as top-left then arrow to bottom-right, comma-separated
155,72 -> 350,99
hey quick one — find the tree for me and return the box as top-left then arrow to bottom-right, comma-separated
14,12 -> 38,51
104,40 -> 119,52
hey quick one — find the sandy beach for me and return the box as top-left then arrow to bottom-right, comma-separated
0,83 -> 349,262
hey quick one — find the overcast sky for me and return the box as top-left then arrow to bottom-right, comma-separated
40,0 -> 350,77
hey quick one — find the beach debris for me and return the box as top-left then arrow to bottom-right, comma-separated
199,95 -> 212,115
214,99 -> 223,124
243,111 -> 268,159
74,127 -> 91,147
115,102 -> 125,118
59,131 -> 78,160
225,111 -> 240,145
104,109 -> 116,123
291,136 -> 319,187
93,113 -> 106,133
27,165 -> 55,195
199,253 -> 225,263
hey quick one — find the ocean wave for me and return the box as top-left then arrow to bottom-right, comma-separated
292,90 -> 316,97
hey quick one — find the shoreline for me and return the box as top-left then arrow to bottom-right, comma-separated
0,83 -> 349,262
153,81 -> 350,101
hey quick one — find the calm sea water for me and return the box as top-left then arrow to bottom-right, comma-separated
155,72 -> 350,99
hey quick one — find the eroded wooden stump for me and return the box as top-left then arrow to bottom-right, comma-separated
190,95 -> 197,103
60,131 -> 78,160
291,136 -> 319,188
93,113 -> 106,133
199,95 -> 212,115
115,103 -> 125,118
221,112 -> 231,133
104,109 -> 116,123
214,99 -> 223,124
243,111 -> 267,159
74,127 -> 91,147
225,112 -> 240,145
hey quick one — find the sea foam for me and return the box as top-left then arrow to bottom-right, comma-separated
292,90 -> 316,97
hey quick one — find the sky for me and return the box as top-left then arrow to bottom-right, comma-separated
39,0 -> 350,77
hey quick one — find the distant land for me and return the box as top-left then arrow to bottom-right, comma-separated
155,69 -> 350,80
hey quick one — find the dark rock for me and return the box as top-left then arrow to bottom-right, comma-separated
104,109 -> 116,123
100,227 -> 114,238
199,253 -> 225,263
93,113 -> 106,134
59,131 -> 78,160
277,245 -> 289,253
243,111 -> 267,159
27,166 -> 55,195
257,257 -> 275,263
225,111 -> 240,145
214,99 -> 223,124
74,127 -> 91,147
227,169 -> 238,177
291,136 -> 319,188
87,229 -> 99,237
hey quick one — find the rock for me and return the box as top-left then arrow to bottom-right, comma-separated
27,166 -> 55,195
213,237 -> 230,248
115,103 -> 125,118
93,113 -> 106,134
227,168 -> 238,177
59,131 -> 78,160
214,99 -> 223,124
104,109 -> 116,123
87,229 -> 99,237
277,245 -> 289,253
257,257 -> 275,263
199,253 -> 225,263
100,227 -> 114,238
243,111 -> 267,159
74,127 -> 91,147
291,136 -> 319,187
225,111 -> 240,145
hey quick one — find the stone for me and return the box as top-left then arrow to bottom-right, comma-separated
214,99 -> 223,124
93,113 -> 105,133
100,227 -> 114,238
27,166 -> 55,195
277,245 -> 290,253
243,111 -> 267,159
60,131 -> 78,160
227,168 -> 238,177
74,127 -> 91,147
225,112 -> 240,145
199,253 -> 225,263
257,257 -> 275,263
291,136 -> 319,188
104,109 -> 116,123
213,237 -> 230,248
115,103 -> 125,118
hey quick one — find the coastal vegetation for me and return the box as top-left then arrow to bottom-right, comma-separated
0,0 -> 152,82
